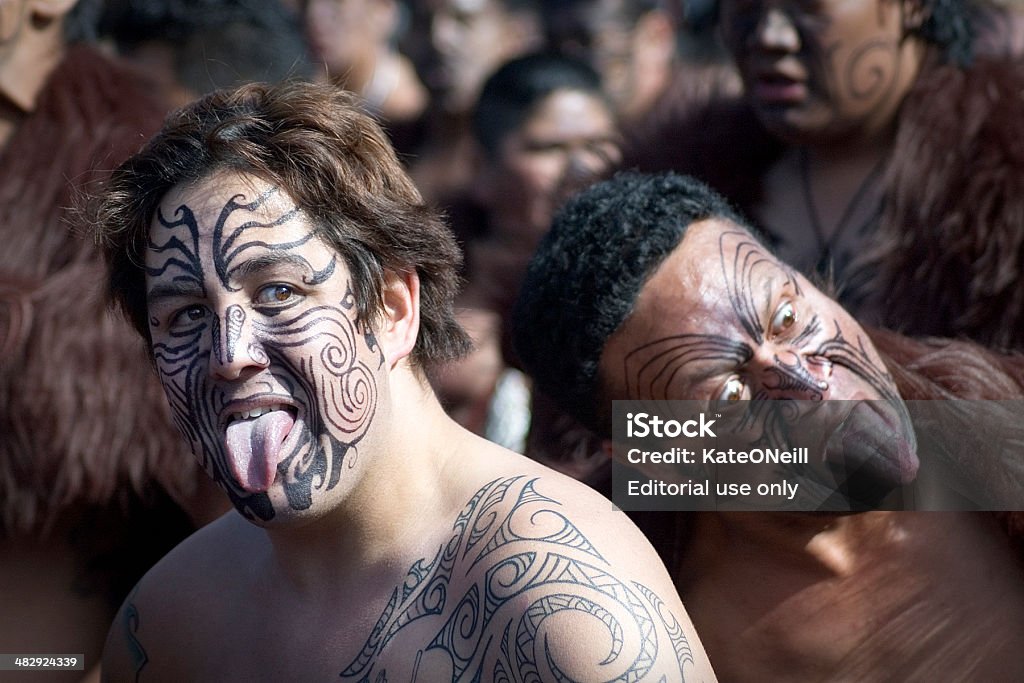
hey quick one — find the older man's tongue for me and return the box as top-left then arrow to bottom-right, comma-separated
225,411 -> 294,493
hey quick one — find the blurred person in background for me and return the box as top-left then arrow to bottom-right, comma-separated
301,0 -> 428,141
419,0 -> 541,114
542,0 -> 680,123
630,0 -> 1024,351
542,0 -> 741,156
101,0 -> 312,109
0,1 -> 228,680
405,0 -> 542,202
432,53 -> 620,458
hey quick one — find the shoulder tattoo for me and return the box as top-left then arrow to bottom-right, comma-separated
340,476 -> 696,681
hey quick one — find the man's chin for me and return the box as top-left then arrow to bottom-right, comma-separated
225,485 -> 277,524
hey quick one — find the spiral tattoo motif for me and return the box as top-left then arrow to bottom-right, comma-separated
835,39 -> 900,102
223,305 -> 245,364
339,477 -> 694,681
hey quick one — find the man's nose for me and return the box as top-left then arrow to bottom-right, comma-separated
207,304 -> 268,381
752,348 -> 830,400
751,6 -> 800,53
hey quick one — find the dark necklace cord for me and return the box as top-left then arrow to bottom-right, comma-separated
799,148 -> 886,276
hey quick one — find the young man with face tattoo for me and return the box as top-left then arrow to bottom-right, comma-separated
92,81 -> 716,682
513,172 -> 1024,682
628,0 -> 1024,352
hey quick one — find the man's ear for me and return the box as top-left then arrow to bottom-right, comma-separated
377,269 -> 420,369
30,0 -> 78,21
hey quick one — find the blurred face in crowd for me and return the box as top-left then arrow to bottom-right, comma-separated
546,0 -> 674,118
427,0 -> 538,112
303,0 -> 392,77
483,88 -> 622,248
548,0 -> 634,104
0,0 -> 65,106
600,218 -> 918,490
719,0 -> 925,145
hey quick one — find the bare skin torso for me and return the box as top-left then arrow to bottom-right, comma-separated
678,511 -> 1024,682
111,462 -> 714,682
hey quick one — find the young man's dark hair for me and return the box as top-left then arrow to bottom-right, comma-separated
512,171 -> 745,432
94,80 -> 470,371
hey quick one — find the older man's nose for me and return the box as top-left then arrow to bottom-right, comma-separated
751,348 -> 830,400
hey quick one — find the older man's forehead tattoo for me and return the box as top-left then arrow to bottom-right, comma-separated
719,228 -> 804,346
147,187 -> 379,521
613,228 -> 914,508
622,335 -> 752,400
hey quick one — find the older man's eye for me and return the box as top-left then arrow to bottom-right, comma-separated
770,301 -> 797,335
718,376 -> 749,402
255,284 -> 298,305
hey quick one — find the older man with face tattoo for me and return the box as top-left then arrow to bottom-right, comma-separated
513,172 -> 1024,682
92,81 -> 716,682
628,0 -> 1024,353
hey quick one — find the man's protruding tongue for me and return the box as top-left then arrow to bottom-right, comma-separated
225,411 -> 294,493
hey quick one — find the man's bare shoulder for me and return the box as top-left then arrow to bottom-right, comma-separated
101,512 -> 257,681
354,454 -> 717,681
450,438 -> 675,573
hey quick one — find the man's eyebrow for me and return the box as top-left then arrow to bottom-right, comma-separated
761,273 -> 776,318
146,280 -> 205,304
230,253 -> 313,280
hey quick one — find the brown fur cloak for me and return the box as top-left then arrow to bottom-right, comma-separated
0,46 -> 199,536
626,56 -> 1024,351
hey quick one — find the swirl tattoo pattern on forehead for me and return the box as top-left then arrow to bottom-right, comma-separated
339,476 -> 695,680
622,335 -> 752,401
720,229 -> 802,345
146,188 -> 378,521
